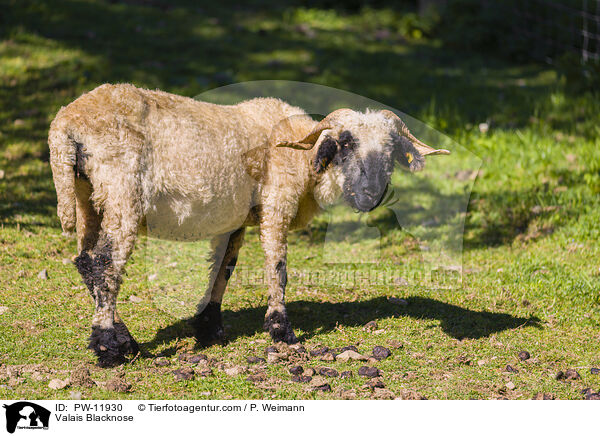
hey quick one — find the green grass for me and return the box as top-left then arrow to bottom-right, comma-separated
1,0 -> 599,400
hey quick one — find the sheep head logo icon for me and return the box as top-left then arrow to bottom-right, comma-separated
3,402 -> 50,434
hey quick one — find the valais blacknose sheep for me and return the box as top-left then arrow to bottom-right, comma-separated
48,83 -> 449,367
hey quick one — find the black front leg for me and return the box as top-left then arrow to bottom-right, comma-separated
192,302 -> 225,347
264,308 -> 297,344
260,216 -> 298,344
193,229 -> 246,347
89,323 -> 139,368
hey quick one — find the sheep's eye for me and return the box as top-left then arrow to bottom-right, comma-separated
338,130 -> 356,148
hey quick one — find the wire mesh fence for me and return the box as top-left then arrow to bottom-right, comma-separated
514,0 -> 600,63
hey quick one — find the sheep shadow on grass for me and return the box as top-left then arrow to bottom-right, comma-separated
142,296 -> 540,356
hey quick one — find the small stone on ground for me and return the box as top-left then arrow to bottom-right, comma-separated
319,367 -> 339,377
555,369 -> 580,381
373,388 -> 395,399
365,378 -> 385,389
303,368 -> 316,377
372,346 -> 391,361
48,379 -> 68,390
532,392 -> 555,400
288,365 -> 303,375
312,384 -> 331,392
154,357 -> 170,367
70,366 -> 96,388
246,374 -> 266,383
196,367 -> 213,377
320,353 -> 335,361
338,388 -> 356,400
358,366 -> 381,378
310,346 -> 329,357
518,351 -> 530,361
309,376 -> 328,387
291,375 -> 312,383
290,344 -> 307,354
396,389 -> 427,400
336,350 -> 368,362
583,388 -> 600,400
104,377 -> 131,392
223,366 -> 246,377
179,353 -> 207,364
188,354 -> 207,364
172,368 -> 195,381
267,352 -> 285,364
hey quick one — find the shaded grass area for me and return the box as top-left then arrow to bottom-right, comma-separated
147,297 -> 540,351
1,0 -> 599,399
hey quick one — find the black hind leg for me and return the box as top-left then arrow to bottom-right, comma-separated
75,222 -> 139,367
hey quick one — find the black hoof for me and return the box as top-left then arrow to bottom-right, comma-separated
192,302 -> 225,347
89,324 -> 138,368
264,310 -> 298,344
114,322 -> 140,355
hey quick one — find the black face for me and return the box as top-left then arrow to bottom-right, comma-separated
342,150 -> 393,212
320,130 -> 394,212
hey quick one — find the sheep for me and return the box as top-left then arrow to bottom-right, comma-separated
48,83 -> 449,367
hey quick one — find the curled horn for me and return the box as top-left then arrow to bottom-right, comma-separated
276,108 -> 354,150
380,110 -> 450,156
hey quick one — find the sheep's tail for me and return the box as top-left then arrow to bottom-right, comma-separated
48,116 -> 77,234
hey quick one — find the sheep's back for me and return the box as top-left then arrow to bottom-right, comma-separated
52,84 -> 315,239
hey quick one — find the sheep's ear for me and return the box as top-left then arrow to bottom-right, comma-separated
313,137 -> 338,173
393,133 -> 425,172
276,108 -> 355,149
276,124 -> 334,150
381,109 -> 450,158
